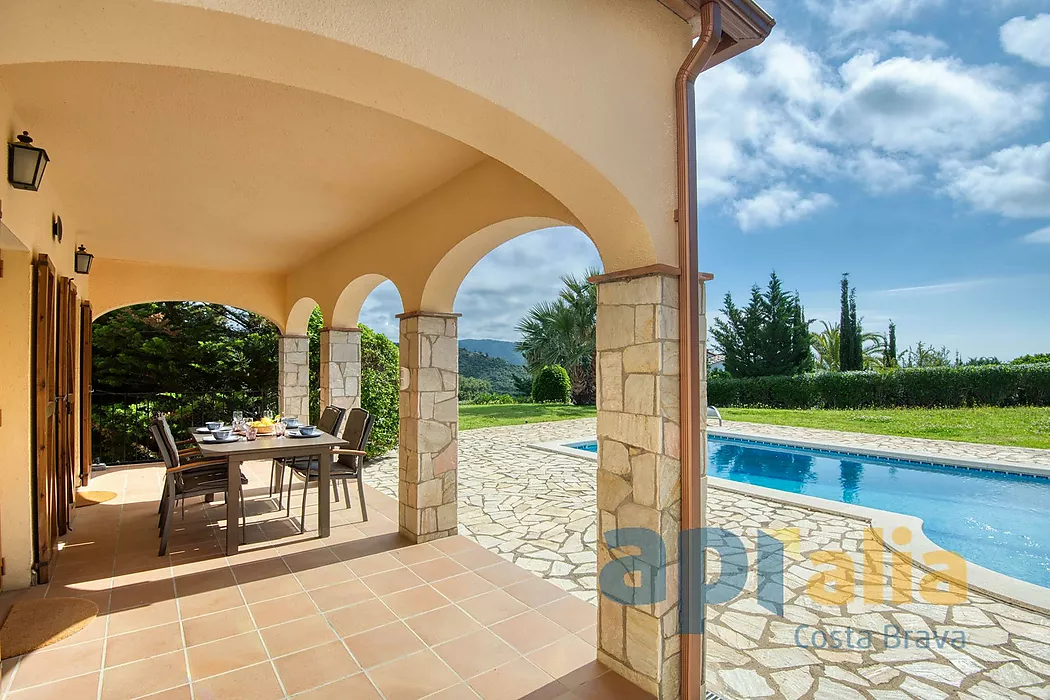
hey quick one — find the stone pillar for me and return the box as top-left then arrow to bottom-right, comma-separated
320,327 -> 361,410
397,312 -> 459,543
594,272 -> 682,699
278,335 -> 310,421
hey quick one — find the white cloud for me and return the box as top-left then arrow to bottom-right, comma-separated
1023,226 -> 1050,243
846,150 -> 922,193
1001,14 -> 1050,67
942,141 -> 1050,218
873,279 -> 998,296
808,0 -> 944,36
732,186 -> 835,231
837,30 -> 949,59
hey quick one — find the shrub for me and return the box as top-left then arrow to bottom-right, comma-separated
707,364 -> 1050,410
459,376 -> 492,403
532,365 -> 572,403
1013,353 -> 1050,365
473,392 -> 516,405
359,325 -> 400,457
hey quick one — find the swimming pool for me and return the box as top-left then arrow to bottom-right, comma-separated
567,436 -> 1050,589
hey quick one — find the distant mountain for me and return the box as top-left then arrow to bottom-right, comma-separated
459,339 -> 525,366
459,348 -> 529,395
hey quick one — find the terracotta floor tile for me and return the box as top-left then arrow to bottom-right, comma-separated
191,661 -> 284,700
503,577 -> 568,609
182,606 -> 255,647
104,622 -> 184,668
490,611 -> 569,654
431,536 -> 478,556
292,673 -> 382,700
451,547 -> 504,571
308,579 -> 375,612
110,579 -> 176,612
239,573 -> 304,604
107,598 -> 180,635
526,636 -> 599,682
361,567 -> 425,596
10,638 -> 104,690
343,621 -> 426,668
381,585 -> 450,618
468,658 -> 559,700
230,558 -> 291,585
405,605 -> 482,646
325,598 -> 397,637
258,614 -> 338,658
281,546 -> 339,573
139,685 -> 192,700
185,631 -> 268,680
410,557 -> 469,583
391,543 -> 443,566
476,562 -> 535,589
572,669 -> 653,700
272,640 -> 359,695
48,614 -> 108,648
100,650 -> 188,700
535,597 -> 597,634
345,552 -> 402,577
249,591 -> 318,628
367,650 -> 460,700
423,684 -> 486,700
176,585 -> 244,620
294,562 -> 355,590
434,629 -> 519,679
575,624 -> 597,648
458,590 -> 529,626
431,572 -> 498,603
173,567 -> 237,598
7,671 -> 99,700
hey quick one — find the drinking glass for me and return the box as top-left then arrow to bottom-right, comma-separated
245,425 -> 257,441
233,410 -> 244,426
263,409 -> 274,422
274,421 -> 286,438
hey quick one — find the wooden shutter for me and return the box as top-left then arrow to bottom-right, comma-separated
33,255 -> 57,583
55,277 -> 77,535
80,301 -> 93,486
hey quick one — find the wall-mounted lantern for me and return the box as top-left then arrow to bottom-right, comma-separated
52,214 -> 63,242
7,132 -> 50,191
74,245 -> 94,275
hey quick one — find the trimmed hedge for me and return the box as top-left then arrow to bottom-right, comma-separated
532,365 -> 573,403
707,364 -> 1050,409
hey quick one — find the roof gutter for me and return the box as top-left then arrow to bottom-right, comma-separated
675,6 -> 722,700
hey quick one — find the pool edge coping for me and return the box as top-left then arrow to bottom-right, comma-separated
528,432 -> 1050,615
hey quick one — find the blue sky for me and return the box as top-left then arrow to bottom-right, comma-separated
363,0 -> 1050,361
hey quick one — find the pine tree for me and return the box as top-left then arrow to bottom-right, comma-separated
885,321 -> 898,368
839,274 -> 853,371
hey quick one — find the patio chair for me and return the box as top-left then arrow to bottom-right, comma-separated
269,404 -> 347,506
285,407 -> 374,532
151,420 -> 247,556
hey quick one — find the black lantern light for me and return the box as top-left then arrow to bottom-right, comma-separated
7,131 -> 50,191
74,245 -> 94,275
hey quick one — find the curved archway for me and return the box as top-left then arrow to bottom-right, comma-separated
327,274 -> 405,330
286,297 -> 320,336
420,216 -> 595,313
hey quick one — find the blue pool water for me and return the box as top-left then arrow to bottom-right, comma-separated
569,436 -> 1050,588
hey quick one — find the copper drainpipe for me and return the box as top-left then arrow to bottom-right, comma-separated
676,4 -> 722,700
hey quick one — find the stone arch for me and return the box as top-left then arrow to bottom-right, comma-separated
285,297 -> 320,336
327,274 -> 405,330
419,216 -> 598,314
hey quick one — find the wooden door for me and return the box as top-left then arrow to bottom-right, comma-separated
80,301 -> 93,487
33,255 -> 57,582
55,277 -> 77,535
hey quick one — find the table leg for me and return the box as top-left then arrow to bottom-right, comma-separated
318,449 -> 331,539
227,457 -> 242,554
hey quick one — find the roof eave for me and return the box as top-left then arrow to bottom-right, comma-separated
656,0 -> 775,69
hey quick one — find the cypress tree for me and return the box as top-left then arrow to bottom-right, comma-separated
886,321 -> 898,368
849,288 -> 863,370
839,274 -> 853,371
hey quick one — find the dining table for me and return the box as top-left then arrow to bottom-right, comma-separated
191,428 -> 349,554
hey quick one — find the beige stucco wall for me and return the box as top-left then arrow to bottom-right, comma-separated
1,82 -> 89,589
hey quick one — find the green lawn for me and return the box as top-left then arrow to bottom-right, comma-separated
459,403 -> 596,430
719,407 -> 1050,450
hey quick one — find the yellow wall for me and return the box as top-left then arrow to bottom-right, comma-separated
1,82 -> 89,589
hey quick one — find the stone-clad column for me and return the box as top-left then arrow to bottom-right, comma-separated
320,327 -> 361,410
397,312 -> 459,543
594,272 -> 682,699
278,335 -> 310,421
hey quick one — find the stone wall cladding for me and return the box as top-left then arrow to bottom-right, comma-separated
398,313 -> 459,543
278,335 -> 310,421
595,272 -> 684,700
320,328 -> 361,410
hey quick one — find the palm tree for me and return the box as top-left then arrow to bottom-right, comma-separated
516,269 -> 598,404
811,320 -> 885,371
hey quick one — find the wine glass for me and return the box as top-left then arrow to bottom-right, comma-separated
233,410 -> 244,427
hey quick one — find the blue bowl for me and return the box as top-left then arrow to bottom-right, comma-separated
298,426 -> 318,436
212,429 -> 232,441
283,417 -> 301,428
205,421 -> 222,431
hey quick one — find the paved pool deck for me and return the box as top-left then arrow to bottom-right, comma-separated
372,418 -> 1050,699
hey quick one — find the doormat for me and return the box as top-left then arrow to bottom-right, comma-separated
75,490 -> 117,507
0,597 -> 98,659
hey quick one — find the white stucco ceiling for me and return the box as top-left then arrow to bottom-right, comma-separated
0,62 -> 486,271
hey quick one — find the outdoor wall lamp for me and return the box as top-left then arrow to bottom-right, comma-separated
74,245 -> 94,274
7,131 -> 50,191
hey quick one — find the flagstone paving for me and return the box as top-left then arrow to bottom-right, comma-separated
372,418 -> 1050,699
